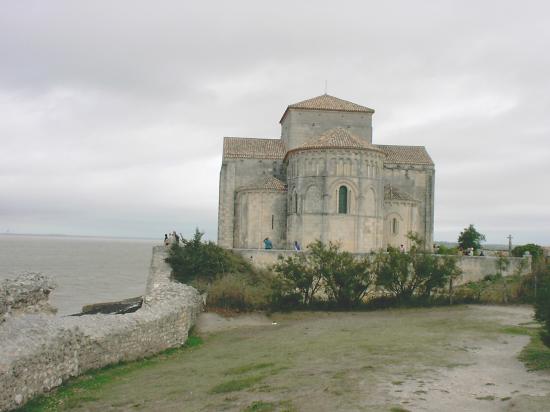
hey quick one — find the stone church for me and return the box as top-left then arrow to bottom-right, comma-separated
218,94 -> 434,253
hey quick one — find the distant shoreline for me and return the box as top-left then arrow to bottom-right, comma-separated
0,233 -> 158,242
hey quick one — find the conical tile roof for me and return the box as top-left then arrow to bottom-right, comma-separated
287,128 -> 383,157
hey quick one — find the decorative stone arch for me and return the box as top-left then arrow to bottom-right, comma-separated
329,179 -> 359,215
385,212 -> 404,237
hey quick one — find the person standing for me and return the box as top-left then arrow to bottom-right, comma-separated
294,241 -> 301,251
264,237 -> 273,250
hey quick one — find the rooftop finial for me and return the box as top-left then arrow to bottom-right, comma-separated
324,80 -> 328,95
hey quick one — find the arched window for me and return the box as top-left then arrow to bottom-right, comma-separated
338,186 -> 348,214
392,218 -> 399,235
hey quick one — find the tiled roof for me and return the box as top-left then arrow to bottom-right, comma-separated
376,144 -> 434,166
287,128 -> 383,157
239,176 -> 287,192
289,94 -> 374,113
281,94 -> 374,122
384,185 -> 416,202
223,137 -> 286,160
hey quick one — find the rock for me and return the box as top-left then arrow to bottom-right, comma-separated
74,296 -> 143,316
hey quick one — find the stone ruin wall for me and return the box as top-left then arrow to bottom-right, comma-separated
0,246 -> 202,412
233,249 -> 532,284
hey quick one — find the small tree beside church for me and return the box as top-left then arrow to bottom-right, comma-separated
458,224 -> 486,251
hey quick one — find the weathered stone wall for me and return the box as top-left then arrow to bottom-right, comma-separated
382,165 -> 435,248
0,273 -> 56,322
0,246 -> 202,412
233,249 -> 531,283
286,148 -> 385,252
281,109 -> 374,149
218,157 -> 285,248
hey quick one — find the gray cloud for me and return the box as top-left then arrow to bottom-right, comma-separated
1,0 -> 549,245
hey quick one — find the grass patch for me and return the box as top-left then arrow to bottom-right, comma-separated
499,324 -> 550,371
15,334 -> 204,412
500,325 -> 532,336
519,331 -> 550,371
242,400 -> 297,412
390,407 -> 411,412
210,375 -> 267,394
225,362 -> 275,375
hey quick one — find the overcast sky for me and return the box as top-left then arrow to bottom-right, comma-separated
1,0 -> 549,245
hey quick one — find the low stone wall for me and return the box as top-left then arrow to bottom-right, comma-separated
233,248 -> 531,283
0,246 -> 202,412
0,273 -> 56,322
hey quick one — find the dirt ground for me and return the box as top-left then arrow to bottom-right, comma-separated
43,305 -> 550,411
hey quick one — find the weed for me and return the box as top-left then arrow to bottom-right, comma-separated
519,331 -> 550,370
225,362 -> 275,375
242,401 -> 276,412
210,375 -> 266,394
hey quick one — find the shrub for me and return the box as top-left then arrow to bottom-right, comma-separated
272,240 -> 375,309
374,234 -> 461,303
273,250 -> 321,306
512,244 -> 544,260
309,241 -> 374,308
534,265 -> 550,346
206,272 -> 273,311
165,229 -> 252,284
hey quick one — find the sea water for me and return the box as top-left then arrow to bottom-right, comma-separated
0,235 -> 158,315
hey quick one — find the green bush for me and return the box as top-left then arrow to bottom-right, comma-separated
309,241 -> 374,308
534,265 -> 550,346
374,235 -> 461,303
273,241 -> 375,309
206,272 -> 273,311
165,229 -> 252,284
512,243 -> 544,260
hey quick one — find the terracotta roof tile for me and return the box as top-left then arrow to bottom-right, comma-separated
288,94 -> 374,113
376,144 -> 434,166
384,185 -> 416,202
223,137 -> 286,160
287,128 -> 383,157
239,176 -> 287,192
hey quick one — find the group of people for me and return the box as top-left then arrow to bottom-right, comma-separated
262,237 -> 302,251
164,231 -> 182,246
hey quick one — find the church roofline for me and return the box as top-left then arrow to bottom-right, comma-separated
237,176 -> 287,192
279,94 -> 375,124
375,144 -> 434,166
223,137 -> 286,160
284,127 -> 384,160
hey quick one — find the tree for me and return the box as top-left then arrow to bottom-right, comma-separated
512,244 -> 544,261
458,224 -> 486,251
